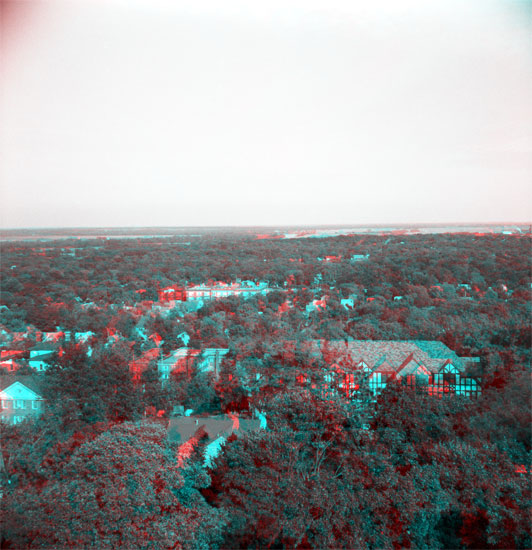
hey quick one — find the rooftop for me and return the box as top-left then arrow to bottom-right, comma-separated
286,339 -> 475,374
167,414 -> 261,444
0,375 -> 43,395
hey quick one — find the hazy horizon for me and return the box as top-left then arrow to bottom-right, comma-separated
1,221 -> 529,234
1,0 -> 531,228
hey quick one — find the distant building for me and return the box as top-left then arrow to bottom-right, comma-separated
350,254 -> 370,262
318,255 -> 342,263
34,331 -> 64,343
306,298 -> 327,314
158,286 -> 187,303
63,331 -> 95,343
158,348 -> 201,382
0,376 -> 44,425
157,281 -> 272,303
197,348 -> 230,376
187,280 -> 271,301
0,350 -> 27,372
158,347 -> 229,381
28,344 -> 57,372
0,350 -> 27,361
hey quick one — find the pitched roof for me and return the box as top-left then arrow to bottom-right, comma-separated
159,348 -> 200,365
0,375 -> 43,395
290,340 -> 471,375
0,350 -> 27,359
168,415 -> 261,444
30,343 -> 58,352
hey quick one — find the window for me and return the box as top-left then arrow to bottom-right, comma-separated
1,399 -> 11,409
32,400 -> 39,410
14,400 -> 25,409
162,373 -> 169,380
443,372 -> 458,385
343,373 -> 360,397
457,378 -> 480,398
369,373 -> 388,395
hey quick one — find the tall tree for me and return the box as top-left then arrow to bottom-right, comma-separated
3,422 -> 226,550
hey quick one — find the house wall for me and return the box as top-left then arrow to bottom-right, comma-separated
29,360 -> 49,372
0,384 -> 44,425
0,399 -> 43,424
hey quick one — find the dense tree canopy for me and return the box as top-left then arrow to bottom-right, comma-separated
1,229 -> 530,548
2,422 -> 226,549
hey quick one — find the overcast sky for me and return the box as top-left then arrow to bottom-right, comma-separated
1,0 -> 531,228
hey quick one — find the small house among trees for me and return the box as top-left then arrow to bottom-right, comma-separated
0,376 -> 44,425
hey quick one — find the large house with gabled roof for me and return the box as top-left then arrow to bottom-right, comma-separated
0,376 -> 44,425
269,339 -> 481,399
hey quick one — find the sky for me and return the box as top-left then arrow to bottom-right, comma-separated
1,0 -> 531,228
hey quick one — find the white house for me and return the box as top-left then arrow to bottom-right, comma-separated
187,280 -> 271,301
197,348 -> 229,376
28,344 -> 57,372
0,377 -> 44,425
350,254 -> 370,262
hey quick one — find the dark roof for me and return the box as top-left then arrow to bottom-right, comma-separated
287,339 -> 474,374
30,343 -> 58,352
168,415 -> 261,444
29,352 -> 55,361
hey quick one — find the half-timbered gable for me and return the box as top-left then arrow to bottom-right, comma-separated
260,339 -> 481,400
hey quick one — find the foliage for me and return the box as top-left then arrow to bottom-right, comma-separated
2,422 -> 226,550
1,231 -> 531,548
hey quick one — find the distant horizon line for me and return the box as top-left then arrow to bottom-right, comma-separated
1,221 -> 531,232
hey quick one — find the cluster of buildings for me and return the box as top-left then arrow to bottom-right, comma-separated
158,280 -> 272,304
315,253 -> 370,263
1,344 -> 60,373
0,331 -> 96,374
129,346 -> 230,384
149,338 -> 482,405
0,335 -> 481,425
